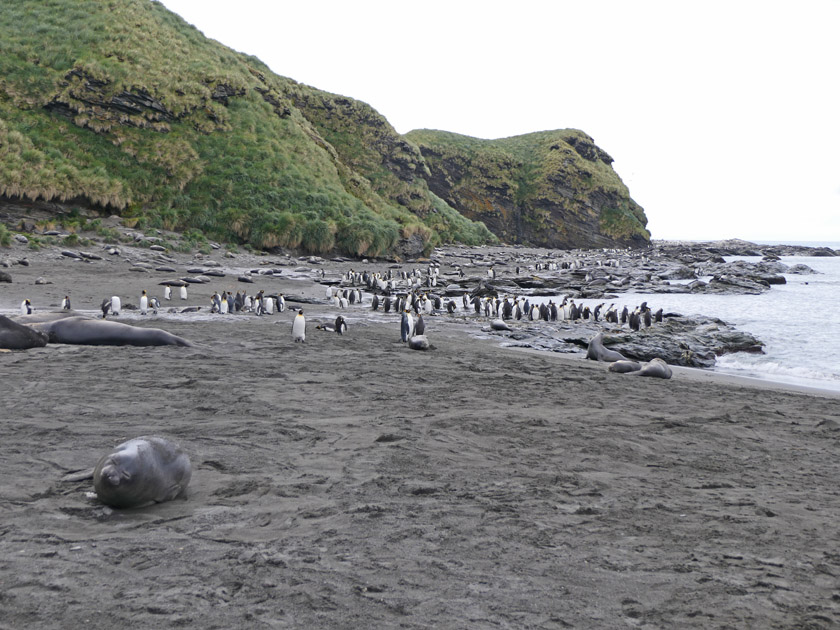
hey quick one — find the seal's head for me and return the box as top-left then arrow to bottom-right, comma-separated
97,459 -> 129,487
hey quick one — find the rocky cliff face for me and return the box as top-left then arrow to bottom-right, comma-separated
405,129 -> 650,249
280,85 -> 434,218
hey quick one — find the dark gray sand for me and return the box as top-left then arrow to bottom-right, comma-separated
2,247 -> 840,629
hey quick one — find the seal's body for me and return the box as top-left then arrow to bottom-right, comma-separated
93,436 -> 191,509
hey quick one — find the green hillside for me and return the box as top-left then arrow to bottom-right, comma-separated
0,0 -> 495,257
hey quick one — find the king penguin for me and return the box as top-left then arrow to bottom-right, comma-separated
110,295 -> 121,316
164,285 -> 171,300
20,299 -> 32,315
335,314 -> 347,335
140,290 -> 148,315
400,309 -> 414,342
61,296 -> 71,310
180,285 -> 188,300
292,309 -> 306,343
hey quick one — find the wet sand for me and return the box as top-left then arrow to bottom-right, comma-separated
2,244 -> 840,629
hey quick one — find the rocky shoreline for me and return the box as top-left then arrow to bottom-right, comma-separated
2,217 -> 834,369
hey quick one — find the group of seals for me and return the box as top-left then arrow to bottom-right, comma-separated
93,436 -> 192,509
587,332 -> 673,379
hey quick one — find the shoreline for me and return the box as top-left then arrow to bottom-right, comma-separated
506,344 -> 840,399
2,235 -> 839,396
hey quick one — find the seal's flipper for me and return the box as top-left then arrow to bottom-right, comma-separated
61,468 -> 95,482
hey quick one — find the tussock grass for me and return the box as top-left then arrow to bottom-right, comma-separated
0,0 -> 495,256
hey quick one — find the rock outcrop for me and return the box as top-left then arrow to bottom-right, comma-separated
405,129 -> 650,249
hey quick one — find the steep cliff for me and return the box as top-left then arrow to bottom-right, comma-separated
405,129 -> 650,249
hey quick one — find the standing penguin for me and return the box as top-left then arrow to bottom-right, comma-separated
61,295 -> 71,310
110,296 -> 121,316
140,290 -> 148,315
20,299 -> 33,315
164,285 -> 171,300
292,310 -> 306,343
400,309 -> 414,342
335,315 -> 347,335
180,285 -> 188,300
414,313 -> 426,336
629,308 -> 641,332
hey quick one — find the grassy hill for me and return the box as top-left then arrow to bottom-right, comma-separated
0,0 -> 646,256
0,0 -> 495,257
405,129 -> 650,249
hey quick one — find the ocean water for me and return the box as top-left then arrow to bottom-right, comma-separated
546,244 -> 840,392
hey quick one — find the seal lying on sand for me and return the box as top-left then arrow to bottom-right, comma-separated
490,319 -> 513,332
408,335 -> 431,350
586,332 -> 628,362
608,360 -> 642,373
93,436 -> 192,509
28,316 -> 193,347
635,357 -> 673,379
0,315 -> 48,350
608,357 -> 673,379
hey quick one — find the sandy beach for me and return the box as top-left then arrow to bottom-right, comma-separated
2,241 -> 840,629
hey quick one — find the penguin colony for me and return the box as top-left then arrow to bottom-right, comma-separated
14,247 -> 664,355
324,261 -> 665,344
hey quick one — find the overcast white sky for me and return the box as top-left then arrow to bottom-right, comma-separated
159,0 -> 840,243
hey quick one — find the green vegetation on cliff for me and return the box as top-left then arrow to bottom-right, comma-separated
0,0 -> 495,256
405,129 -> 650,249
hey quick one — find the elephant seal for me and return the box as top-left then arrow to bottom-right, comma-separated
635,357 -> 673,379
608,360 -> 642,373
29,316 -> 193,347
586,332 -> 628,362
0,315 -> 48,349
93,436 -> 192,508
408,335 -> 431,350
490,319 -> 513,331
